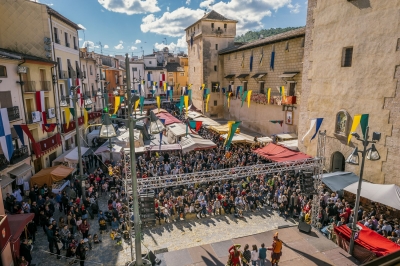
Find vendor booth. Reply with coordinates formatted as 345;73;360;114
187;111;204;120
87;129;99;147
220;133;255;144
112;129;144;148
209;124;240;134
322;172;359;192
9;213;34;260
276;133;297;141
155;112;181;126
257;136;273;144
253;143;312;162
52;147;90;167
151;108;168;114
181;134;217;153
132;143;182;154
277;139;299;151
166;123;188;144
94;142;123;162
30;165;74;190
334;223;400;263
192;116;220;127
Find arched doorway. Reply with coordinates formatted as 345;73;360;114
331;152;345;172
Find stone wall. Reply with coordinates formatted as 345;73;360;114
299;0;400;185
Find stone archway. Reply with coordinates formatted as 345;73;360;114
331;151;345;172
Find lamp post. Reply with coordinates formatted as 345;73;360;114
60;86;92;201
98;54;164;265
346;126;381;255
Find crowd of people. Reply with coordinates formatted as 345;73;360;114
5;105;400;266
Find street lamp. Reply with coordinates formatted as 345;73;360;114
346;126;381;255
60;86;92;201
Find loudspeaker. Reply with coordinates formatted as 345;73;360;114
298;221;312;234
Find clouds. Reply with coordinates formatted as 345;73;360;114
141;7;204;37
288;3;301;13
104;44;109;49
135;39;142;44
77;24;86;30
154;36;188;53
115;40;124;49
140;0;292;37
81;41;99;50
185;0;191;4
97;0;160;15
130;46;138;50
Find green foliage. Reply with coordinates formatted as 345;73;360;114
235;27;303;43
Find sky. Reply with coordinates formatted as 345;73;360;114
33;0;307;57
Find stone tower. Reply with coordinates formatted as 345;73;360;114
185;10;237;116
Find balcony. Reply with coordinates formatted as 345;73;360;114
0;145;29;171
22;81;36;93
61;116;84;134
39;81;51;91
7;106;20;121
39;133;61;155
60;70;76;79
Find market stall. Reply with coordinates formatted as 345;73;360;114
9;213;34;260
192;116;220;127
181;134;217;153
257;136;273;144
94;142;123;162
87;129;99;147
220;133;255;144
155;112;181;126
51;180;70;194
30;165;74;188
253;143;312;162
277;139;299;151
187;111;204;120
52;147;90;167
322;172;359;192
131;143;182;154
166;123;188;144
276;133;298;141
209;124;240;134
112;129;144;148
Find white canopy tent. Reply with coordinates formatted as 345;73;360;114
276;133;297;141
111;130;144;148
193;116;220;127
187;111;204;120
180;134;216;153
52;147;90;167
277;139;299;151
94;143;123;162
220;133;255;144
166;123;188;144
344;182;400;210
87;129;99;147
257;136;273;144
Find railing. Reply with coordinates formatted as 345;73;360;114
0;145;29;171
39;81;51;91
22;81;36;92
61;70;76;79
39;133;61;154
7;106;20;121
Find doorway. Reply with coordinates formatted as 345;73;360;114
331;151;345;172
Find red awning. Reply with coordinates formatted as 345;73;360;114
334;223;400;257
253;143;312;162
156;113;181;126
8;214;34;243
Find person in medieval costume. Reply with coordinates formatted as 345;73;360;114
226;244;245;266
267;232;283;266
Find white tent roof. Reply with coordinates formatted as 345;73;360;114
344;182;400;210
276;133;297;141
277;139;299;151
257;136;273;144
187;111;204;120
64;147;89;164
221;133;255;144
180;134;216;153
87;129;99;146
94;143;123;154
193;117;221;127
167;123;187;137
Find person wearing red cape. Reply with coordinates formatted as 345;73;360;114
267;232;283;266
226;244;246;266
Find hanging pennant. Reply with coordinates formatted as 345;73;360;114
163;82;167;92
302;118;324;142
113;96;120;114
267;88;271;104
179;96;184;114
225;121;241;149
169;89;173;101
201;84;205;90
247;90;252;108
270;120;283;127
65;107;71;129
0;108;14;161
84;108;89;126
281;86;286;101
134;98;140;110
156;96;161;112
348;114;369;143
188;89;192;102
205;94;210;112
184;95;189;114
241;91;248;107
12;125;25;145
227;92;232;108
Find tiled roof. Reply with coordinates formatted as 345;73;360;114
145;66;165;71
219;27;305;55
203;10;231;21
165;63;184;72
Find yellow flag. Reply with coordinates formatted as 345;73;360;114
153;81;157;86
65;107;71;129
348;114;362;143
205;94;210;112
113;96;120;114
224;121;234;146
267;88;271;104
184;95;189;113
156;96;160;111
163;83;167;92
188;84;192;89
201;84;205;90
247;90;252;108
134;98;140;110
83;109;88;127
282;86;286;101
227;93;231;108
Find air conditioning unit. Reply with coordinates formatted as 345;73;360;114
44;45;52;51
43;37;51;44
48;108;55;118
31;111;41;123
45;52;52;58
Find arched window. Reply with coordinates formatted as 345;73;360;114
0;65;7;77
335;110;350;136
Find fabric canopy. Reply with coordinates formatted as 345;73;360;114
253;143;312;162
52;148;74;165
151;108;168;114
344;182;400;210
209;124;240;134
156;112;181;125
87;129;99;146
30;165;74;187
187;111;204;120
8;213;34;243
64;147;90;164
94;143;123;154
133;144;182;153
276;133;297;141
221;133;255;144
167;123;188;137
277;139;299;151
257;136;273;144
193;116;221;127
334;223;400;257
322;172;359;192
181;134;216;153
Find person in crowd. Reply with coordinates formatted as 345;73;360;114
267;232;282;266
227;244;243;266
19;239;32;266
258;243;267;266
